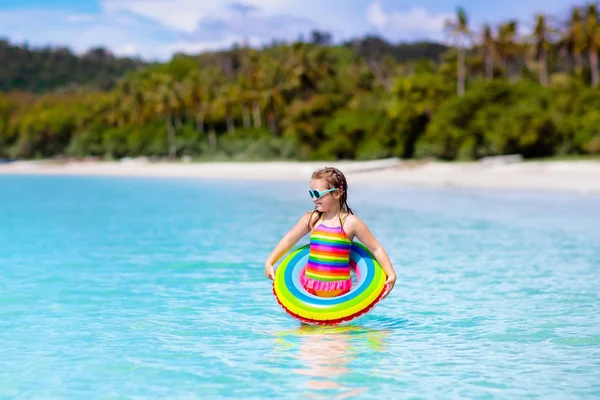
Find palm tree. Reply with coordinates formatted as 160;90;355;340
236;77;253;129
239;50;263;128
258;56;287;135
181;71;205;134
106;93;125;128
284;42;321;100
261;83;287;135
585;4;600;87
532;14;552;86
562;7;586;76
144;73;182;159
114;78;146;126
445;7;471;95
497;20;519;81
216;84;239;135
203;80;220;149
482;24;498;80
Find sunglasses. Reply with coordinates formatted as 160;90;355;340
308;188;338;199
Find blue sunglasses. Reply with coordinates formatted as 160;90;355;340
308;188;338;199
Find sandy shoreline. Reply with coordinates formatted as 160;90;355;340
1;158;599;194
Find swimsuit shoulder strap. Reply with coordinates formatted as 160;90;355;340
310;212;324;234
339;211;348;228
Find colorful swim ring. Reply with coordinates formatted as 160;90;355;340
273;242;387;325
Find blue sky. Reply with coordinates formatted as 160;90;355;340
0;0;582;61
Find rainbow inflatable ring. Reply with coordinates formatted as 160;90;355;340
273;242;386;325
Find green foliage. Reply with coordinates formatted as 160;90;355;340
320;110;376;159
549;81;600;154
418;79;600;160
208;128;300;161
66;126;105;158
1;3;600;162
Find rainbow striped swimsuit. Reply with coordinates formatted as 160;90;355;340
303;215;352;293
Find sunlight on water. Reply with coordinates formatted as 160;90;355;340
0;175;599;399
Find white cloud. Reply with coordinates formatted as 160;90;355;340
2;0;457;60
0;9;172;59
109;36;266;60
366;1;452;35
0;3;317;61
100;0;306;33
64;14;96;23
101;0;213;33
167;35;263;56
89;0;320;59
366;1;387;29
114;44;139;57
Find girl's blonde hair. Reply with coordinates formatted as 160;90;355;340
308;167;354;230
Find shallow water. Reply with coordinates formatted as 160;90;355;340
1;175;599;399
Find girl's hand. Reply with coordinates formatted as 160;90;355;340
382;274;396;299
265;264;275;280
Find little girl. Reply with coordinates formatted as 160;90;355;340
265;167;397;299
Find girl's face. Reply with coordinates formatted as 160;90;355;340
310;179;340;213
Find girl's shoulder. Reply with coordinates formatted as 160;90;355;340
302;210;322;225
342;213;364;231
343;213;359;223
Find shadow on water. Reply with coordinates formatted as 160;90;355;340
274;318;410;399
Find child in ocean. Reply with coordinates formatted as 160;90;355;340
265;167;396;299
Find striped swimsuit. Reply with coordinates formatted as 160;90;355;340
301;214;353;297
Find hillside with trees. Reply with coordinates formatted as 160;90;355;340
0;40;145;93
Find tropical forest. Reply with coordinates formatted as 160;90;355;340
0;4;599;162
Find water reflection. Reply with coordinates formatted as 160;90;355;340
275;324;390;398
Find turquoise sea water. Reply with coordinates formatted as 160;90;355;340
1;175;599;399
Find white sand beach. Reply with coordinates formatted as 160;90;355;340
1;158;599;194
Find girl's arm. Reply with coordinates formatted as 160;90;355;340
347;216;397;298
265;212;313;280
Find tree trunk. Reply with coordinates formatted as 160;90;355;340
499;57;508;78
457;44;465;96
485;53;494;80
267;114;277;135
226;114;235;135
196;113;204;134
539;49;548;87
242;106;251;128
590;49;599;87
252;101;262;128
557;48;570;73
166;114;176;159
508;58;517;83
174;115;182;128
208;127;217;149
574;53;583;75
